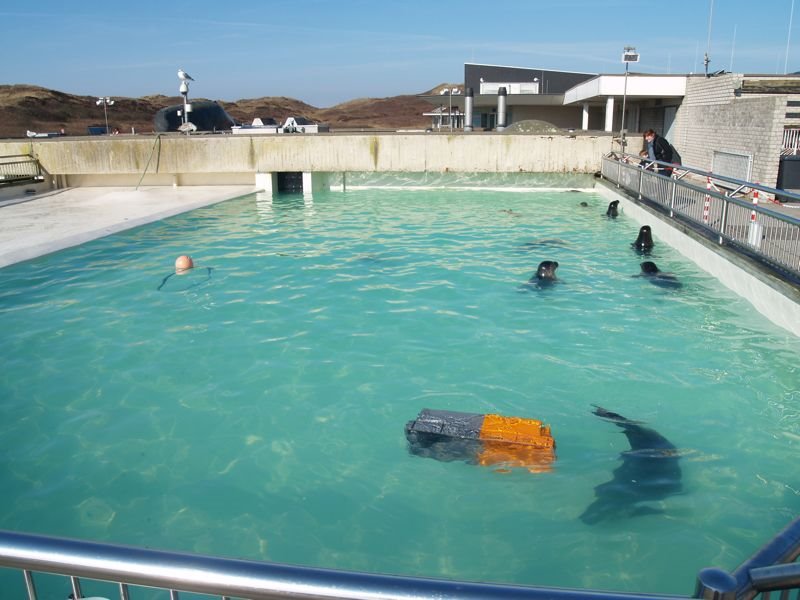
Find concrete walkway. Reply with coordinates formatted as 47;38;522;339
0;185;256;268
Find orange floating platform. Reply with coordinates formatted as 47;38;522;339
405;409;555;473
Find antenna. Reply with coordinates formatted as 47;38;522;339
730;24;737;72
705;0;714;76
786;0;796;73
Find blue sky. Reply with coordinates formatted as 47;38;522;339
2;0;798;106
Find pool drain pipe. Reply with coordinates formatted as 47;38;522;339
464;87;474;132
496;87;507;131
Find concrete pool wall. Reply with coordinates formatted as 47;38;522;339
596;182;800;337
0;132;610;189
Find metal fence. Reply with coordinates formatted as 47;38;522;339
783;128;800;154
2;516;800;600
0;154;43;185
601;153;800;283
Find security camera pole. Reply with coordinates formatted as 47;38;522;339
177;69;194;132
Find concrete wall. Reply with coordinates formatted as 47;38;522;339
0;132;610;187
671;74;784;186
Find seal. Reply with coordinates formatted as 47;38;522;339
637;261;682;288
529;260;558;286
520;239;570;251
580;406;682;525
606;200;619;218
632;225;654;253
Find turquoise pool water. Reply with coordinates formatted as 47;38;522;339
1;188;799;598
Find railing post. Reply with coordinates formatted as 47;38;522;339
70;575;83;600
669;177;677;217
23;569;37;600
694;567;738;600
718;197;730;245
637;166;644;199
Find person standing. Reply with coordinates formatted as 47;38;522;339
643;129;674;176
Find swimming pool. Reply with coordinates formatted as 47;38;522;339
1;187;798;598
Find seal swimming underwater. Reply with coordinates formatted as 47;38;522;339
580;406;682;525
520;239;570;251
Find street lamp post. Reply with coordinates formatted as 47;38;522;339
96;97;114;135
620;47;639;154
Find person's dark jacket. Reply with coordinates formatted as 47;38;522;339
652;134;674;164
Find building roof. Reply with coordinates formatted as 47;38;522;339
420;65;800;119
740;76;800;94
563;74;688;105
465;63;596;96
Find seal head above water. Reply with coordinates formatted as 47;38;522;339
532;260;559;282
632;225;654;253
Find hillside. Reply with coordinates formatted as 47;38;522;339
0;84;449;138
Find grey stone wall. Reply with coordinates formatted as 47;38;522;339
672;74;784;186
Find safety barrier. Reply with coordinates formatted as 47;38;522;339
0;529;684;600
2;516;800;600
0;154;43;186
600;153;800;283
782;128;800;155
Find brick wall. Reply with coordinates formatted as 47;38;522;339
671;74;784;186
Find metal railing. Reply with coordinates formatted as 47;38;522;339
600;153;800;283
782;128;800;155
0;154;43;185
0;529;684;600
710;515;800;600
2;516;800;600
